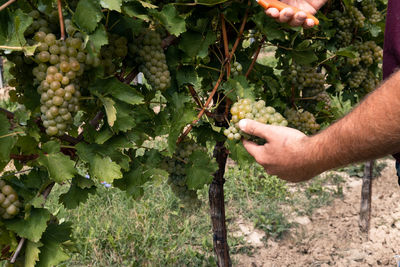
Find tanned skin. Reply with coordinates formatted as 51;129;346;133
264;0;327;27
239;71;400;182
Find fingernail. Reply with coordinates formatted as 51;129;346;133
239;119;248;130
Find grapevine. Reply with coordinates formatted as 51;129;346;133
0;0;386;265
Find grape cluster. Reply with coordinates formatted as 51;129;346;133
224;98;287;141
361;0;382;24
364;70;380;92
134;30;171;91
19;15;103;136
288;64;325;95
285;108;320;134
100;34;128;76
332;10;353;46
24;10;55;36
0;181;21;220
31;31;93;136
315;91;331;111
162;142;205;206
348;6;366;28
231;61;243;76
348;67;367;88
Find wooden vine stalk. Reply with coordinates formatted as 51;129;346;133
210;141;230;266
359;160;374;234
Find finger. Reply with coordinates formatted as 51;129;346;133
303;18;315;29
242;139;266;163
265;7;280;18
289;11;307;27
239;119;271;140
278;7;294;23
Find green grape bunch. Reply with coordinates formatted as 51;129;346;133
315;91;332;111
14;16;102;137
224;98;288;141
100;33;129;76
133;29;171;91
288;64;325;95
0;180;21;220
161;142;205;205
285;108;320;134
231;61;243;76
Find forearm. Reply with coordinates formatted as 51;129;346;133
305;70;400;173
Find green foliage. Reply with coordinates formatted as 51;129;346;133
0;0;386;264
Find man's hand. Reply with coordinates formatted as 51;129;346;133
265;0;327;28
239;119;320;182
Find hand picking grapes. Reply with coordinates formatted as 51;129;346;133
239;0;400;183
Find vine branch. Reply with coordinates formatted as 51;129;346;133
229;0;250;60
177;70;225;144
245;36;266;78
220;14;231;78
57;0;65;40
0;0;16;12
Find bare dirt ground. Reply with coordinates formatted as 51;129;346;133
234;159;400;266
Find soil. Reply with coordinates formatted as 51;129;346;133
234;159;400;266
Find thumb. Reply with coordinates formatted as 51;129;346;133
239;119;281;141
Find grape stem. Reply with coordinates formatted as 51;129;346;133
245;36;266;78
0;0;16;12
0;131;24;139
57;0;65;40
0;168;34;180
10;238;25;263
188;84;203;109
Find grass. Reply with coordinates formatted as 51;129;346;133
39;161;348;266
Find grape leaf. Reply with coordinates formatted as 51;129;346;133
37;222;72;267
90;78;144;105
227;141;255;165
87;24;109;53
178;31;216;58
252;12;285;41
5;208;50;242
113;101;137;132
59;182;96;209
42;141;60;154
0;113;16;162
185;150;218;190
100;96;117;127
25;240;43;267
138;0;158;9
149;4;186;36
0;9;32;47
90;155;123;183
176;66;203;88
38;152;77;183
289;50;318;65
122;2;151;21
100;0;122;12
73;0;103;33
